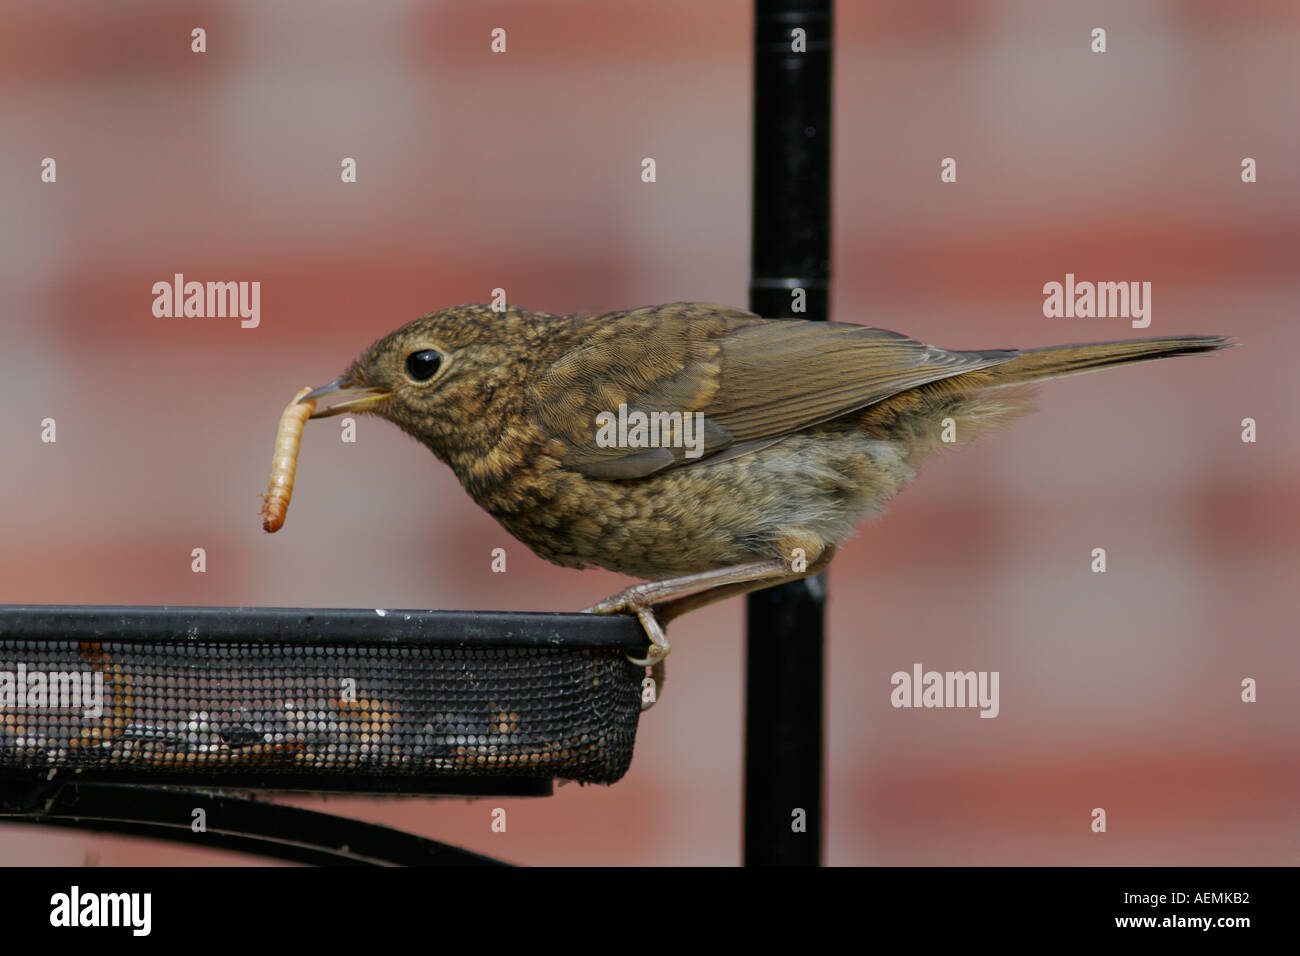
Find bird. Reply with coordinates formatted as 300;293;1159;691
301;302;1230;690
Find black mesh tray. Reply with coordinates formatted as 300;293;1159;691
0;606;646;794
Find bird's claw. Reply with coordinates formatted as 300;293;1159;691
626;633;669;667
583;593;671;687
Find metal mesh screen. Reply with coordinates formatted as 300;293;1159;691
0;607;646;788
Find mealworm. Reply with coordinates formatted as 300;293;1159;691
261;386;315;532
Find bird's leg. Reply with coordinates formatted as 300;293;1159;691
641;547;836;709
585;557;791;666
585;533;835;709
585;558;792;711
654;543;836;624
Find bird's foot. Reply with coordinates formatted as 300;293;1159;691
583;588;671;667
583;589;671;710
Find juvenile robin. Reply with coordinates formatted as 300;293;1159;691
299;302;1229;682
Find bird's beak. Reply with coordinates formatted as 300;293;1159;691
303;378;391;419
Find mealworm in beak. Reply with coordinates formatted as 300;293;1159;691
261;387;315;532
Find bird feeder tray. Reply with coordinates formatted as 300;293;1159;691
0;605;646;799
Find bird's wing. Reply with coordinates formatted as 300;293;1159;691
528;303;1017;479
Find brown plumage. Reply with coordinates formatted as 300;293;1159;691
299;302;1230;674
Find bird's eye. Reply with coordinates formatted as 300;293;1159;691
405;349;443;382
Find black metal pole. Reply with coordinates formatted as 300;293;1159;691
744;0;831;866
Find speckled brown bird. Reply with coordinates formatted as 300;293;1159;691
302;302;1229;675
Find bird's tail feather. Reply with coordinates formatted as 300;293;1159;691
978;335;1233;387
863;334;1232;458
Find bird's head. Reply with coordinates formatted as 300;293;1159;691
304;304;558;462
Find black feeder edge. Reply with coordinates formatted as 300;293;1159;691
0;606;646;866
